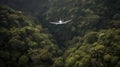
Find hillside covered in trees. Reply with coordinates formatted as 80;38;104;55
0;0;120;67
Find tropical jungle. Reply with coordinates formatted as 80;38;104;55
0;0;120;67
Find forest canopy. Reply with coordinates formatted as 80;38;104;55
0;0;120;67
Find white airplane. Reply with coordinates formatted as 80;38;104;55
50;20;71;25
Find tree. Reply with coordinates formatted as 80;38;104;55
84;31;98;44
18;55;29;65
28;40;38;48
53;57;64;67
104;54;112;61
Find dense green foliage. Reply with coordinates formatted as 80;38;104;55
0;0;120;67
0;6;60;67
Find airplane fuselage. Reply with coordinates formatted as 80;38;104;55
59;20;62;23
50;19;71;25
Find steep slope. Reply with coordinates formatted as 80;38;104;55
40;0;120;47
0;0;120;67
42;0;120;67
63;29;120;67
0;6;61;67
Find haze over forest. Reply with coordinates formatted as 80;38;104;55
0;0;120;67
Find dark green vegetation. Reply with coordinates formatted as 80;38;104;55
0;0;120;67
0;6;60;67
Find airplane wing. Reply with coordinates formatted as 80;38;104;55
50;20;71;25
63;20;71;24
50;22;59;25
